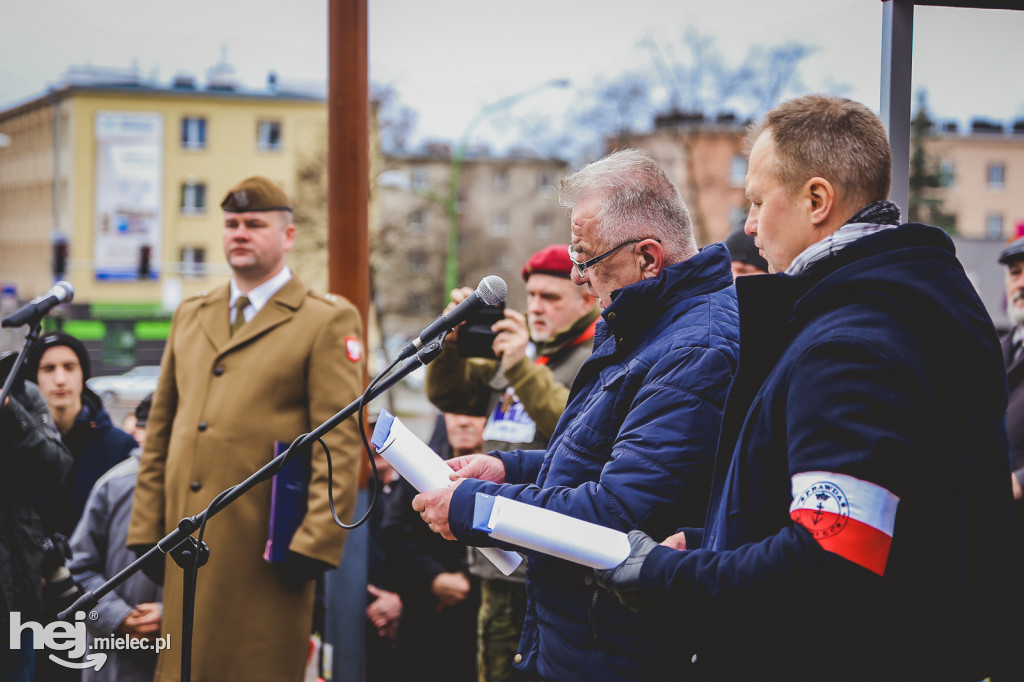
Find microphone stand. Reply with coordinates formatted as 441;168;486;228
59;334;448;682
0;320;43;409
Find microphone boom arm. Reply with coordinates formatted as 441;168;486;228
58;335;447;622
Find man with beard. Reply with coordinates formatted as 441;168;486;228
999;238;1024;569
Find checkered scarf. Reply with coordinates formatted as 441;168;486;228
786;201;902;276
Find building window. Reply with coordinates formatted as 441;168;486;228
535;214;551;238
406;292;430;312
538;172;554;191
492;210;510;237
408;249;428;274
730;155;747;186
409;209;426;234
257;120;282;151
987;213;1004;239
987;163;1005;190
412;167;428;190
939;160;955;188
181;117;207;149
494;168;509;191
181;246;206;277
180;182;206;214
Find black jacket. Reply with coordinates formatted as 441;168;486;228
0;382;72;630
641;224;1014;681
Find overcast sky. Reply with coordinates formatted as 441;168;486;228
1;1;1021;151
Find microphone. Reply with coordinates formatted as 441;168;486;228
2;282;75;328
396;276;507;361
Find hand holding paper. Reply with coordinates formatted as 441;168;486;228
449;454;506;483
370;410;522;576
412;482;461;540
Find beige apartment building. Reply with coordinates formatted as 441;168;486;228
0;65;326;366
926;120;1024;240
611;112;751;247
615;112;1024;249
375;147;569;340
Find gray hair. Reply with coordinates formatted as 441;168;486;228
558;149;697;264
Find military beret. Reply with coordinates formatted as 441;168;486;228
522;244;573;282
999;236;1024;265
724;223;768;272
220;176;292;213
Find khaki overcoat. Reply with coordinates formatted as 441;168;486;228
127;277;365;682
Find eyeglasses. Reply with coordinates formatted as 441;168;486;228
567;238;660;277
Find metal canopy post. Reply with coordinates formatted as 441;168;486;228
880;0;915;217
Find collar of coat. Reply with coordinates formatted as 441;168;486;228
730;222;1005;416
198;276;308;354
534;306;601;358
596;241;734;349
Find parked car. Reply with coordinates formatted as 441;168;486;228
87;365;161;405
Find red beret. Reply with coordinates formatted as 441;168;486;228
522;244;573;282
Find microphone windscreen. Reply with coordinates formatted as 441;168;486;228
55;281;75;304
476;276;507;306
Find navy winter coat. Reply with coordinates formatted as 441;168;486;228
449;243;740;680
51;388;136;536
640;224;1014;681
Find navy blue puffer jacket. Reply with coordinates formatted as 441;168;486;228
449;243;740;680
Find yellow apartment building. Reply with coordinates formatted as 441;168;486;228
0;67;327;367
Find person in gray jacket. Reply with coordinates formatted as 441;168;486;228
69;394;162;682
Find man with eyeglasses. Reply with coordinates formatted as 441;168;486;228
413;148;739;680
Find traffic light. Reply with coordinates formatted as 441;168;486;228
52;240;68;279
138;245;152;279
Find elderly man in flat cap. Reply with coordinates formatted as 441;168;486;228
128;176;365;682
1000;237;1024;517
423;243;599;682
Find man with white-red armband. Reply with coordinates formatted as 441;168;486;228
595;95;1014;682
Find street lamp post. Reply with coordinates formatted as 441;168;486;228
442;78;570;294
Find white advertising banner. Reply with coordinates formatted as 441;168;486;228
94;111;163;280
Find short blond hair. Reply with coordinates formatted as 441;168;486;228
746;95;892;209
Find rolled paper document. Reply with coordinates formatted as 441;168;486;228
370;410;523;576
472;493;631;570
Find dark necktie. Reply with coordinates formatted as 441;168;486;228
230;296;250;336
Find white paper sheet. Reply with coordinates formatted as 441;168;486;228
370;410;523;576
473;493;630;570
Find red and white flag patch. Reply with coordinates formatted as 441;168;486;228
790;471;900;576
345;336;363;362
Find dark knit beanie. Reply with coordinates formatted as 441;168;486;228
135;392;154;427
724;223;768;273
28;332;92;382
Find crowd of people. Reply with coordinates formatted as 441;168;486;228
1;93;1019;682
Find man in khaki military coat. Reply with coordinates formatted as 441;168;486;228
127;176;365;682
